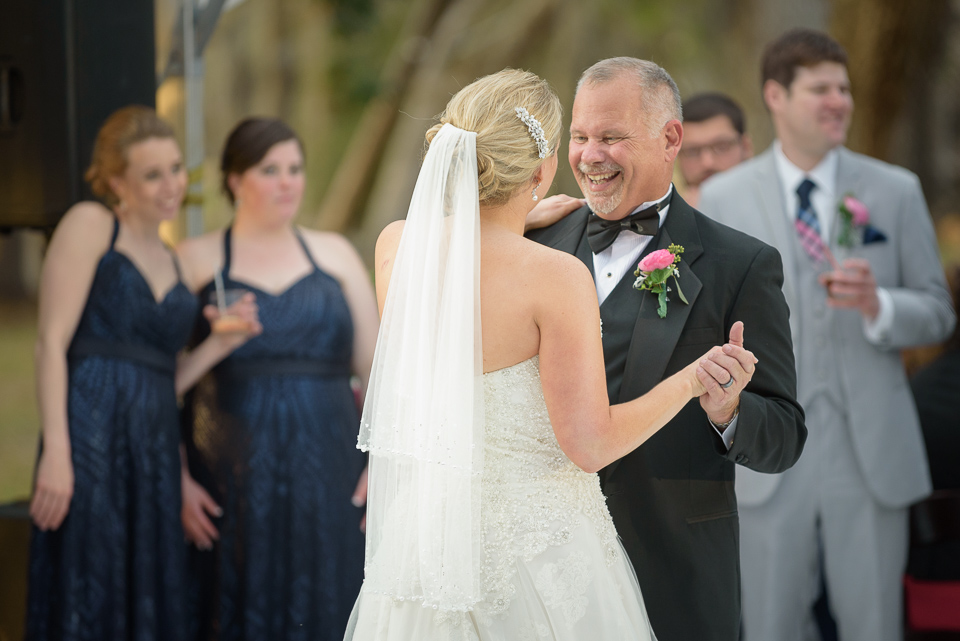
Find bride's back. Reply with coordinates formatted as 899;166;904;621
479;228;579;373
375;69;574;374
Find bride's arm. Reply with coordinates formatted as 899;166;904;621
534;252;750;473
374;221;405;315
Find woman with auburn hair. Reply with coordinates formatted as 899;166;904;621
344;68;756;640
26;106;259;640
177;117;379;640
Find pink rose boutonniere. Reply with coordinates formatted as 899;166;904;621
633;244;688;318
837;195;887;247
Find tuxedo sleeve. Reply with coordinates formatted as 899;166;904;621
719;244;807;473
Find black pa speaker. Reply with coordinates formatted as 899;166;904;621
0;0;156;232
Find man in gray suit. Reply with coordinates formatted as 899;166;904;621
699;29;956;641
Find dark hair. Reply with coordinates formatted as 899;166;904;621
85;105;177;207
220;117;303;205
761;28;848;91
682;93;746;135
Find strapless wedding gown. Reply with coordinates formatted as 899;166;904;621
344;356;656;640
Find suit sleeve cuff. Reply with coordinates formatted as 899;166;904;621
863;287;894;345
709;415;739;451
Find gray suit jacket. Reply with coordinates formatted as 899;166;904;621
700;147;955;509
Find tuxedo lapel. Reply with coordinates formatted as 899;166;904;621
619;199;703;402
573;219;595;278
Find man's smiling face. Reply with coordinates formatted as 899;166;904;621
769;61;853;160
569;75;672;221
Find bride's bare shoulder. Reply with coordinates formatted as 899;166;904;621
516;237;595;299
375;220;404;265
522;237;590;277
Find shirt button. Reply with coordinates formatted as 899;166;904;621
607;273;613;278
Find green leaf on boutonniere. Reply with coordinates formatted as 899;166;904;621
635;244;687;318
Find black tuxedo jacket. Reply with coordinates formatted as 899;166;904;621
527;193;806;641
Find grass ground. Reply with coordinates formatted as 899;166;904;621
0;301;39;504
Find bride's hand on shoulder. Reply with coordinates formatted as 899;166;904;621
524;195;586;233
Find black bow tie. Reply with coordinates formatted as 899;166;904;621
587;202;663;254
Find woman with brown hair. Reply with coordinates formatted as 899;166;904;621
26;106;258;641
177;117;379;640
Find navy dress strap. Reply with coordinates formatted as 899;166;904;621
109;216;121;249
169;249;185;282
293;228;321;272
222;226;233;279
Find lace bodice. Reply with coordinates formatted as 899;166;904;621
475;356;621;622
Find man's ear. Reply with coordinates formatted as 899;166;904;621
663;119;683;161
763;79;786;113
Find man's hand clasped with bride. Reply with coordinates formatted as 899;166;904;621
694;320;755;426
526;198;757;430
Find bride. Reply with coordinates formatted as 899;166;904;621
344;69;756;640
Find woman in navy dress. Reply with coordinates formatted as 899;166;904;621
26;106;260;641
177;118;379;640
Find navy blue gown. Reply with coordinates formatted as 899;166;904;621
27;218;197;641
183;228;366;641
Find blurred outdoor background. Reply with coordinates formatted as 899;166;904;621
2;0;960;504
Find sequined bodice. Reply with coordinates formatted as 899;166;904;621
483;356;591;489
476;356;621;620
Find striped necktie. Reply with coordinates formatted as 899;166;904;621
794;178;823;262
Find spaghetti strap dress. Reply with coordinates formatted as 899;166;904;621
183;227;366;641
26;217;197;641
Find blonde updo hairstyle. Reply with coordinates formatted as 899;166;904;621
84;105;177;208
425;69;562;207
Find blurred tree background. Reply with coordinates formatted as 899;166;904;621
153;0;960;262
2;0;960;502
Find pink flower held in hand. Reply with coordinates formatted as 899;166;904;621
638;249;675;272
843;196;870;226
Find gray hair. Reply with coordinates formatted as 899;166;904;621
577;57;683;135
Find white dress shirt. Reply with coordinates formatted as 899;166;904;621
772;142;894;343
592;186;673;306
589;185;738;449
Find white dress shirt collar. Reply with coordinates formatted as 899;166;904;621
591;185;673;305
773;141;840;239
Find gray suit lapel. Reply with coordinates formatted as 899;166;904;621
753;151;799;311
835;147;864;247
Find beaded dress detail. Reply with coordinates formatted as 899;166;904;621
345;356;657;640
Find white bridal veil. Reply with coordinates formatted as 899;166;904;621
357;123;484;613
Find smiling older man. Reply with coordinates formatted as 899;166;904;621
527;57;806;641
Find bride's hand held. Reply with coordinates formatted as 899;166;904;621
697;321;758;424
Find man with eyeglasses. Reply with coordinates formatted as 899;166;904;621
677;93;753;207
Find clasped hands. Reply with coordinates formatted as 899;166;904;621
692;321;757;426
